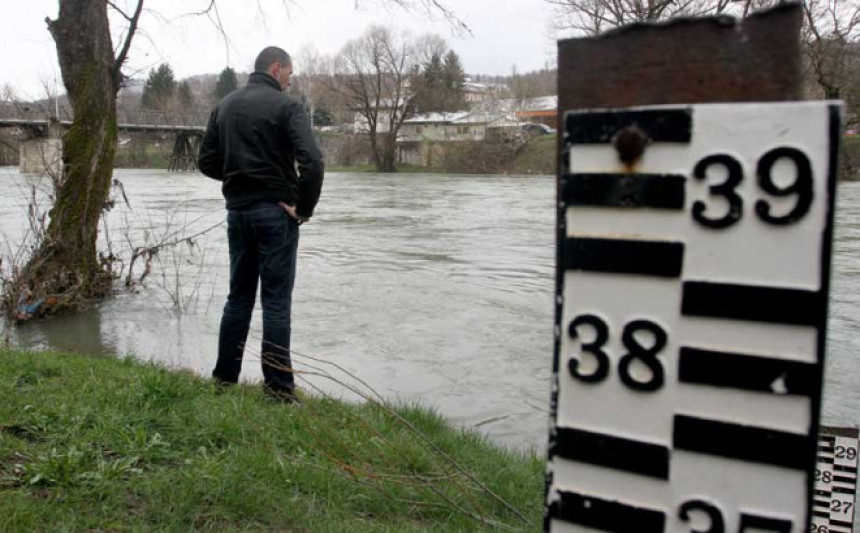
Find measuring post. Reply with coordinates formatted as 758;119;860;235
813;426;859;532
547;5;843;533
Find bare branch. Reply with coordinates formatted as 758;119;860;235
113;0;145;89
547;0;743;36
361;0;470;35
175;0;234;66
106;0;133;22
181;0;216;17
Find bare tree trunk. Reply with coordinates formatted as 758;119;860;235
374;129;398;173
12;0;119;319
382;132;398;172
368;127;384;171
369;132;397;172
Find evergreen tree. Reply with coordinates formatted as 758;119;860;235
418;53;445;112
213;67;238;101
442;50;466;111
177;81;194;109
423;53;444;89
313;106;334;127
413;49;467;114
140;63;176;111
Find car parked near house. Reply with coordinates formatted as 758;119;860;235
522;123;557;136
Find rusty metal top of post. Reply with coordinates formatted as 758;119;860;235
557;3;803;111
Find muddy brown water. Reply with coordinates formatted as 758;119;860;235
1;167;858;454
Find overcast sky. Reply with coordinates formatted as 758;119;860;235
2;0;560;99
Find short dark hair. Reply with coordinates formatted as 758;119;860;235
254;46;291;73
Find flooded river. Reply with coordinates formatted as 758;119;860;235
0;167;858;452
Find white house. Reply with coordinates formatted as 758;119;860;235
514;95;558;127
396;110;513;166
352;98;408;134
463;79;508;104
398;110;505;143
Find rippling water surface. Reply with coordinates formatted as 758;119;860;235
0;167;858;452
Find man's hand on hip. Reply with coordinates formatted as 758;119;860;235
278;202;310;224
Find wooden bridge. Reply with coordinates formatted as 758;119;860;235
0;103;207;172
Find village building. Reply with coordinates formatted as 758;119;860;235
397;111;491;165
463;80;508;104
348;91;558;167
514;95;557;128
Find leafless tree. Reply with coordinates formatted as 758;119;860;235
0;87;22;166
801;0;860;106
292;44;329;128
331;25;418;172
1;84;17;104
510;65;542;111
7;0;147;322
412;33;448;67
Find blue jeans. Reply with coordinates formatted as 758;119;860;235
213;203;299;393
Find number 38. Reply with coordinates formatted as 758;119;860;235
693;147;814;229
567;315;667;392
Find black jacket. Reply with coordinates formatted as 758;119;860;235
199;72;324;217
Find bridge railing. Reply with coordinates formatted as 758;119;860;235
115;107;209;128
0;102;66;122
0;103;208;128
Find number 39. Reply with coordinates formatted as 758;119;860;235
693;147;814;229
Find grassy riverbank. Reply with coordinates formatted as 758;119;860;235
0;349;544;532
327;136;556;176
111;135;555;175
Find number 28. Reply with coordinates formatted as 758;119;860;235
693;147;814;228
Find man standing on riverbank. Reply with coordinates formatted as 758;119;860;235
199;46;324;402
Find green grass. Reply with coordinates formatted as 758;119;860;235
328;140;557;176
0;349;544;532
510;136;556;175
